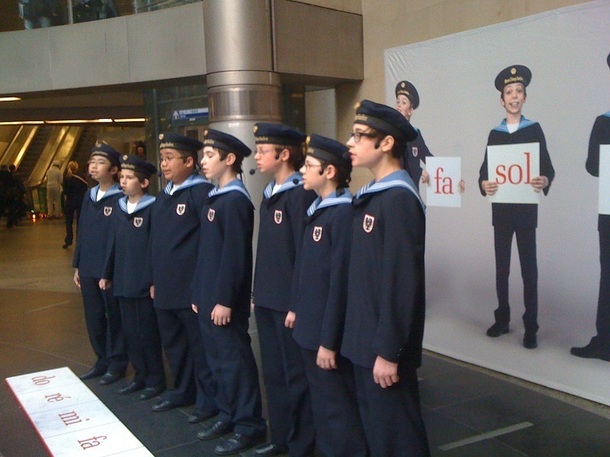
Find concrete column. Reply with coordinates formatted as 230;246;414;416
203;0;284;251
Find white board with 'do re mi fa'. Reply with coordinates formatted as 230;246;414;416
5;367;153;457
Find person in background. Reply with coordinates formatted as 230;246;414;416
46;160;62;219
0;165;11;223
5;164;26;228
62;160;89;248
135;141;147;159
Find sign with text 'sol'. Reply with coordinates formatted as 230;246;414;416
487;142;540;204
599;145;610;215
425;157;461;207
5;367;153;457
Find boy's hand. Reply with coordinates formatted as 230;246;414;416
373;355;399;388
316;346;337;370
149;285;154;299
73;269;80;288
531;175;549;192
482;180;498;196
211;304;231;326
98;279;111;290
421;170;430;184
192;304;198;314
284;311;296;329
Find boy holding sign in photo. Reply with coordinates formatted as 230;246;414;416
478;65;555;349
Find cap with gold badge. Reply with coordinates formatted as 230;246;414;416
494;65;532;92
394;80;420;110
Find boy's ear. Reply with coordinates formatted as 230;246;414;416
325;164;337;180
225;152;237;166
185;155;195;168
279;147;291;162
141;178;150;189
380;134;394;152
110;165;119;175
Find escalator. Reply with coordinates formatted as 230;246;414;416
18;126;53;182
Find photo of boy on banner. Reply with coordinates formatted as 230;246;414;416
395;81;433;188
570;52;610;363
478;64;555;350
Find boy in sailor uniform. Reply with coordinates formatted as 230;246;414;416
191;129;266;455
571;52;610;362
342;99;430;457
395;80;433;188
99;155;165;399
251;123;316;457
73;143;128;385
478;65;555;349
148;133;218;423
291;134;368;457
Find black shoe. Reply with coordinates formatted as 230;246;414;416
99;371;125;385
197;420;232;441
138;384;165;401
254;443;288;456
570;344;610;361
486;322;509;337
152;399;180;412
62;242;72;249
214;433;262;456
118;381;144;395
79;367;106;380
523;332;538;349
188;408;218;424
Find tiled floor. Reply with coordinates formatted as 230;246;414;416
1;218;609;456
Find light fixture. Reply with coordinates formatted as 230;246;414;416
0;118;146;125
0;97;22;102
0;120;44;125
114;118;146;123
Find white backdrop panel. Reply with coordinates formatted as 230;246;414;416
385;0;610;405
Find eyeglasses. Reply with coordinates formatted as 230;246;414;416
349;132;378;143
303;162;323;171
158;155;184;165
255;147;276;155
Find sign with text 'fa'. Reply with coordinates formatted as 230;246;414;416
487;142;540;204
599;145;610;215
5;367;153;457
425;157;461;207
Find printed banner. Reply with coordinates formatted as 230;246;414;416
425;157;461;207
600;145;610;215
487;142;540;204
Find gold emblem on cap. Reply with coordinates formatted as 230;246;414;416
253;125;258;134
401;82;406;89
510;67;517;75
95;141;102;147
122;155;129;160
204;129;208;136
306;135;311;145
354;102;361;110
158;133;164;140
